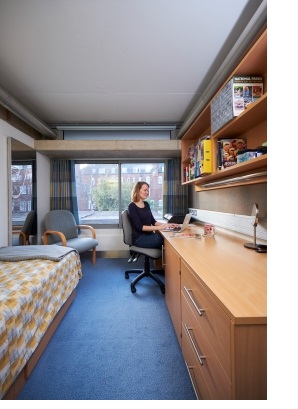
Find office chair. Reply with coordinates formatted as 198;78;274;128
121;210;165;294
43;209;98;265
12;210;36;245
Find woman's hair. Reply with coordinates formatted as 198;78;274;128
131;181;149;202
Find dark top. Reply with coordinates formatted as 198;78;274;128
127;201;157;243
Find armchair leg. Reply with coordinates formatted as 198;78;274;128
92;248;96;265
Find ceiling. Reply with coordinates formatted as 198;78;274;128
0;0;266;140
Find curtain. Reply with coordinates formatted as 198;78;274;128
50;159;80;225
163;158;188;215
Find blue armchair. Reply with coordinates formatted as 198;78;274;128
43;210;98;265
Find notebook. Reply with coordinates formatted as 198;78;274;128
162;213;192;233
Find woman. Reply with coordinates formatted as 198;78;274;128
127;181;179;249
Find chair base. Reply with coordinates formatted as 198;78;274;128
125;256;165;294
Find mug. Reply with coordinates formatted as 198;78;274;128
203;224;215;236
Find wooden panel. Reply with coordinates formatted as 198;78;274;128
231;322;267;399
164;241;181;344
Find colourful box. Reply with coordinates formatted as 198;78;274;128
211;76;263;134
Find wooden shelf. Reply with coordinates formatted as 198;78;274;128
181;104;211;141
183;155;267;188
181;28;267;190
212;93;267;139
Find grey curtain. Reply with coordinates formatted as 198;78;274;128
163;158;188;215
50;159;80;225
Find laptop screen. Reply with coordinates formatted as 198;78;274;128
163;213;192;232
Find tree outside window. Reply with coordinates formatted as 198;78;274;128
75;162;164;225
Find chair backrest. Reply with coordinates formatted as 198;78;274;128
18;210;36;245
121;210;133;246
44;210;78;244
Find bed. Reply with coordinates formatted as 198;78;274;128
0;245;82;400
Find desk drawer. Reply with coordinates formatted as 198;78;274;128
182;326;211;400
181;260;231;379
182;293;232;400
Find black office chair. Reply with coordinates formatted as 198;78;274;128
121;210;165;294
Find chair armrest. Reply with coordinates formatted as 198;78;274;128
12;229;22;235
77;224;96;239
12;230;27;245
43;230;67;246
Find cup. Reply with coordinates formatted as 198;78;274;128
203;224;215;236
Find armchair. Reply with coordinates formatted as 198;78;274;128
43;210;98;265
12;210;36;246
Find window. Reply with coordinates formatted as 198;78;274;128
11;162;33;226
75;162;165;225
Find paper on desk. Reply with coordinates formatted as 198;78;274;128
170;233;201;239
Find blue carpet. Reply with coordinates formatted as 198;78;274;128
17;258;197;400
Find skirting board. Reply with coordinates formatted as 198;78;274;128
189;208;267;242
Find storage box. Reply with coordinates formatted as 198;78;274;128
211;76;263;134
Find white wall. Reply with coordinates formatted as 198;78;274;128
0;119;35;247
0;131;8;247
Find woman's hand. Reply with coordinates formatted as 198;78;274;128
155;223;179;231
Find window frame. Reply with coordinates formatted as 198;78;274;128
75;160;165;228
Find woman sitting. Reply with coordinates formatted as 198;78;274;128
128;181;178;249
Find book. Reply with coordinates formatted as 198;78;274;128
218;138;247;169
232;76;263;116
196;136;212;175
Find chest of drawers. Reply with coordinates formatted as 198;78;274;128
162;228;267;399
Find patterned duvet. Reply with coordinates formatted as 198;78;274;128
0;249;82;399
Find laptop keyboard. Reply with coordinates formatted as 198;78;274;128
163;226;181;232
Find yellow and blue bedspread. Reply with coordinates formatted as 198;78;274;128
0;247;82;399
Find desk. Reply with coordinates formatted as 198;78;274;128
161;226;267;400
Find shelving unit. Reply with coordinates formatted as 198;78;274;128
181;28;267;191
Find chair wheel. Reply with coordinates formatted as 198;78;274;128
125;272;129;279
161;286;165;294
131;286;136;293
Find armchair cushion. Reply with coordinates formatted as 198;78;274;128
52;237;98;253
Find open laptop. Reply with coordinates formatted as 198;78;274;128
162;213;192;233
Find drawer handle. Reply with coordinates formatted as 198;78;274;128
185;362;199;399
184;323;206;365
184;286;205;316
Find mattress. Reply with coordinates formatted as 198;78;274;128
0;249;82;399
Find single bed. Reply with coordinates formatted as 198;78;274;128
0;245;82;400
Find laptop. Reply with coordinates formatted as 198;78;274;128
162;213;192;233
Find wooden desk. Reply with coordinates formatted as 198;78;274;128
161;226;267;400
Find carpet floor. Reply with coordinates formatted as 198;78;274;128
17;257;197;400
